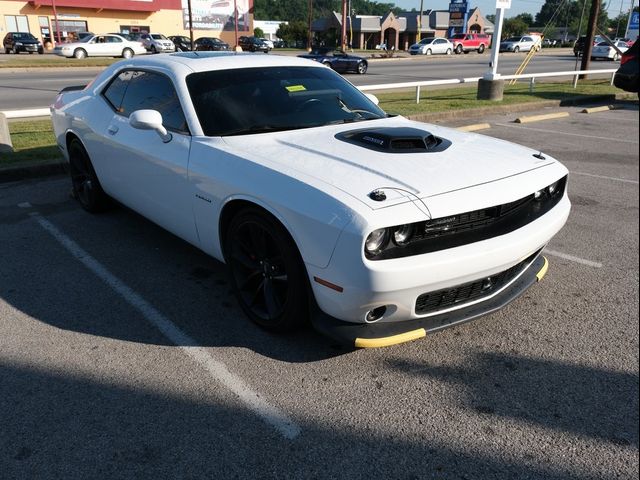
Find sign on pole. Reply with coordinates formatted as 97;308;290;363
496;0;512;8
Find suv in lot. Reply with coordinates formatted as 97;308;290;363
238;36;270;53
3;32;43;54
449;33;489;54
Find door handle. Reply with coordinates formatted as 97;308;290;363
107;125;119;135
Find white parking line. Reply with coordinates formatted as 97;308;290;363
570;171;639;185
544;248;603;268
32;213;301;440
494;122;639;144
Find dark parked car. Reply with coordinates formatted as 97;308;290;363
298;48;368;74
238;36;270;53
3;32;43;54
613;40;639;94
169;35;192;51
194;37;229;51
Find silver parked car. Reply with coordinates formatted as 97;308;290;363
409;37;454;55
140;33;175;53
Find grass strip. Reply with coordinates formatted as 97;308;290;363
2;119;61;166
0;56;119;68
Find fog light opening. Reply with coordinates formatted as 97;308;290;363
365;306;387;323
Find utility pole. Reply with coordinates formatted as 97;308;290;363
580;0;601;77
52;0;61;45
308;0;313;51
341;0;347;52
187;0;194;50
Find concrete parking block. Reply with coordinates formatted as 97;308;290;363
0;113;13;153
514;112;570;123
456;123;491;132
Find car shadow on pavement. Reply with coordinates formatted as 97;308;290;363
1;361;628;480
0;195;350;363
387;352;639;448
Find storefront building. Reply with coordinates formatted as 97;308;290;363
1;0;254;48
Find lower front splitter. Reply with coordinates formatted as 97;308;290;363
311;255;548;348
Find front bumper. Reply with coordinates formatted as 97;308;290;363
312;254;548;347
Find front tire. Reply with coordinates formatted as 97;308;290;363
455;44;463;54
224;208;309;332
357;61;367;74
68;139;111;213
478;44;485;53
514;46;520;53
613;52;620;61
446;48;452;55
425;48;432;56
73;48;87;59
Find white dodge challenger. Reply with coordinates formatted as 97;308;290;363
51;52;570;348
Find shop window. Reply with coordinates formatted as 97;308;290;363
5;15;29;33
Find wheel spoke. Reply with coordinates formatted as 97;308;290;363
263;278;281;318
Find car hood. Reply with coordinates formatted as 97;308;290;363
221;116;556;210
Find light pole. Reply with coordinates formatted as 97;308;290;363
234;0;239;49
187;0;194;50
417;0;424;43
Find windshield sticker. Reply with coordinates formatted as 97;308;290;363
285;85;306;92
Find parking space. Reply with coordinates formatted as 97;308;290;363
0;105;638;479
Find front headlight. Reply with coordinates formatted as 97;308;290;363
393;224;414;245
15;42;23;46
365;228;389;255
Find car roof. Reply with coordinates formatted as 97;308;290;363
107;51;324;74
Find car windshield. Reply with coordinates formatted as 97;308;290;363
187;66;386;137
505;37;521;42
450;34;466;39
419;39;432;44
151;34;167;40
13;33;37;40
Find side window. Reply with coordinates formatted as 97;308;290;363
102;70;135;112
106;36;122;43
119;71;188;133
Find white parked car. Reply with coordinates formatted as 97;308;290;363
50;53;570;348
140;33;176;53
258;38;275;49
54;34;146;59
499;35;542;53
408;37;454;55
591;40;629;61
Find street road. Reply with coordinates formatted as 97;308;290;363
1;103;638;479
0;50;614;110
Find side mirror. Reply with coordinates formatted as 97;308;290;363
129;109;172;143
364;93;379;105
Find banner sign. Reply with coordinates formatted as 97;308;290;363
496;0;512;8
182;0;250;31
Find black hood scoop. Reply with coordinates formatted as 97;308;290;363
335;127;451;154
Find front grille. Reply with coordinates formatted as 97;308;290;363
368;175;567;260
415;249;540;315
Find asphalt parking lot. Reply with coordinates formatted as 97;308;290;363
0;103;638;479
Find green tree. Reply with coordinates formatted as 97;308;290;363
275;21;308;45
253;27;265;38
502;18;528;38
515;13;534;26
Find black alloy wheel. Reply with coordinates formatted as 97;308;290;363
357;61;367;74
68;139;111;213
225;209;309;332
455;44;463;54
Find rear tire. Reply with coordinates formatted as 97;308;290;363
224;208;309;332
68;139;111;213
455;44;463;54
122;48;133;59
357;61;367;74
478;44;485;54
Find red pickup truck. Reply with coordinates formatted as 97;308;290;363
449;33;490;54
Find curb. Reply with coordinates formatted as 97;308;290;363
0;160;67;183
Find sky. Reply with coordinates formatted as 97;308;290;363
391;0;636;19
